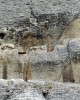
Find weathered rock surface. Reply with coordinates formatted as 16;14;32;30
1;79;80;100
1;44;15;50
0;38;80;83
0;0;80;49
0;0;80;84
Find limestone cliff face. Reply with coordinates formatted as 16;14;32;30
0;38;80;83
0;0;80;50
0;0;80;84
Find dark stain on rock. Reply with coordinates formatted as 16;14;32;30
3;60;7;79
63;61;75;82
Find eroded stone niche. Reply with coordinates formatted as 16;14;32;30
0;27;54;53
19;30;54;52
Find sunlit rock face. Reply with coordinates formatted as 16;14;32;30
60;18;80;39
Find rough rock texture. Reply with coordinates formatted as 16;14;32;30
1;79;80;100
0;0;80;29
1;38;80;83
20;38;80;83
0;0;80;49
1;0;80;83
1;0;80;99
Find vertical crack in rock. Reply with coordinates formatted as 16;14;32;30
42;92;48;100
3;60;7;79
23;63;27;81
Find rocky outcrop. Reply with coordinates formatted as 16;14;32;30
0;0;80;50
1;0;80;83
0;38;80;83
29;38;80;83
1;79;80;100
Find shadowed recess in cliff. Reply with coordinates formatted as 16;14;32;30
63;60;75;82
